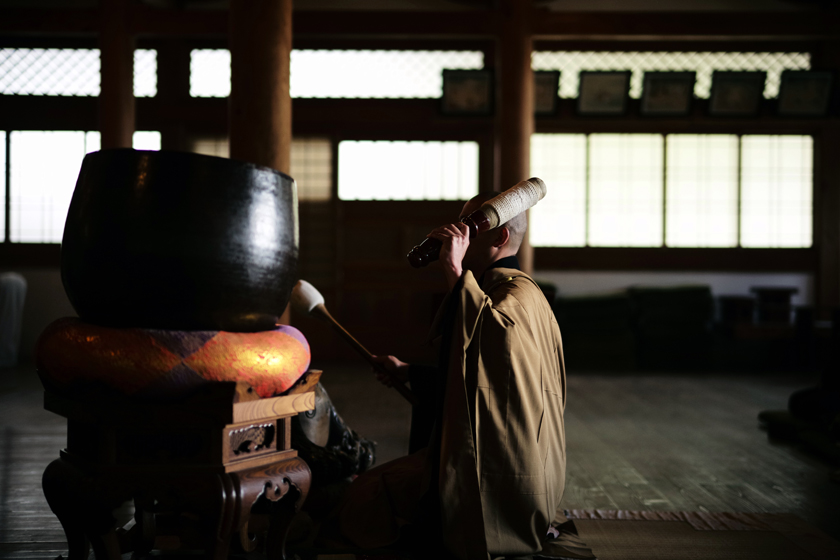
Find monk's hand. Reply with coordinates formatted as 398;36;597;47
370;355;409;388
427;222;469;290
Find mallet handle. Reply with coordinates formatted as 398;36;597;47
312;304;419;406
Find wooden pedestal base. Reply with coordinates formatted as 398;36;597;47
43;454;309;560
40;381;315;560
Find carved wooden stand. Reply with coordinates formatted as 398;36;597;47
41;381;315;560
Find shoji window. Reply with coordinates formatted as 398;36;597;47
530;134;812;249
337;141;479;201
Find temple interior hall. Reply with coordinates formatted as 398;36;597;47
1;0;839;559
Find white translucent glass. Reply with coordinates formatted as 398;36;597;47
0;133;5;241
188;135;333;201
190;49;231;97
291;138;332;201
133;131;161;151
588;134;663;247
0;48;100;96
291;50;483;98
190;136;230;158
741;135;812;248
134;49;157;97
190;49;482;98
9;131;96;243
338;141;479;201
666;135;739;247
532;51;809;99
529;134;587;247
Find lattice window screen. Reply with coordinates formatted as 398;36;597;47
189;49;483;98
0;48;157;96
531;51;810;99
134;49;157;97
190;49;231;97
292;50;483;98
0;49;100;96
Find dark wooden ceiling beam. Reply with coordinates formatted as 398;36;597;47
3;7;836;41
531;10;840;41
128;4;227;36
292;10;500;39
126;7;499;38
0;9;99;35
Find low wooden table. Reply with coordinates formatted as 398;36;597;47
41;380;315;560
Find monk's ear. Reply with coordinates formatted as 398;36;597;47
493;227;510;248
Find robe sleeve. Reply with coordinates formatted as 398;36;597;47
456;271;511;346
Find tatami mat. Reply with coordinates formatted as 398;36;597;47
566;510;840;560
309;510;840;560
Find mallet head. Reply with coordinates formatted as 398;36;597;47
291;280;325;316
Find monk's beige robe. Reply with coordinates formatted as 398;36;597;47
335;267;567;560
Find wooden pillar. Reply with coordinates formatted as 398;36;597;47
816;129;840;318
812;42;840;319
495;0;535;274
229;0;293;174
156;40;191;152
99;0;135;149
229;0;293;324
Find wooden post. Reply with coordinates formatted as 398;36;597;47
496;0;535;275
812;42;840;319
99;0;134;149
156;40;191;152
229;0;293;174
816;130;840;319
229;0;293;323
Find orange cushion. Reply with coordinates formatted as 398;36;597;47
36;317;310;399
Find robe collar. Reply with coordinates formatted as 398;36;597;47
477;255;520;286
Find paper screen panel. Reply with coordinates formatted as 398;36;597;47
740;135;812;248
530;134;587;247
666;135;739;248
588;134;664;247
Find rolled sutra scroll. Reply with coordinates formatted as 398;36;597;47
407;177;547;268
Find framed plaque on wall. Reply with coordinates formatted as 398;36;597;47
441;69;494;115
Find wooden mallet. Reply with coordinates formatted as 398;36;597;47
290;280;419;406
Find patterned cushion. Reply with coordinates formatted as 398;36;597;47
36;317;310;399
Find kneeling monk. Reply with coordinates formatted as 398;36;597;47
325;193;591;560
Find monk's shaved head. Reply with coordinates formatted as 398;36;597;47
461;192;527;254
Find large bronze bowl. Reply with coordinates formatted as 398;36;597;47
61;149;298;332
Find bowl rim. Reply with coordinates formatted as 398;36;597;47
87;147;296;185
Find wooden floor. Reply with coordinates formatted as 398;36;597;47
1;360;838;559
